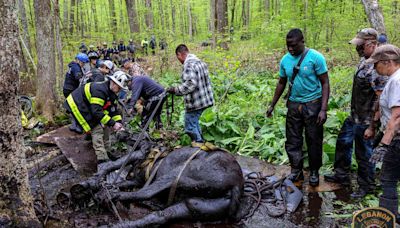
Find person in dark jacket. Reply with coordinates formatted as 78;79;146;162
63;53;89;98
126;76;165;129
63;53;89;134
101;42;113;60
118;39;127;58
150;35;156;55
88;51;100;69
127;39;136;60
79;42;88;54
64;71;130;162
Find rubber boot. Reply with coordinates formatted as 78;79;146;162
379;196;399;221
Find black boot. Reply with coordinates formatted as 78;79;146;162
379;196;399;219
324;173;351;186
288;170;304;182
309;170;319;187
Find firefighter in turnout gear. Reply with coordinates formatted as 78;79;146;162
64;71;130;162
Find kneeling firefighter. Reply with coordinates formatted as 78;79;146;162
64;71;130;162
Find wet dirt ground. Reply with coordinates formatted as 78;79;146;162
27;127;355;227
28;145;355;228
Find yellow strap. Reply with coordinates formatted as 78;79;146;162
168;148;203;205
100;115;111;125
112;115;122;122
84;83;91;102
67;96;91;132
91;97;105;106
103;110;109;115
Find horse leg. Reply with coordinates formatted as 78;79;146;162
111;202;191;228
118;177;173;201
111;197;232;228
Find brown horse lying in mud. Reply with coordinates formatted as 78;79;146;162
68;136;244;228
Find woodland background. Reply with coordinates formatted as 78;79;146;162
0;0;398;225
16;0;399;163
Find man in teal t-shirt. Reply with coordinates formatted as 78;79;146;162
266;28;330;187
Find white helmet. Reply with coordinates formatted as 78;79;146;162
109;71;130;90
103;60;114;70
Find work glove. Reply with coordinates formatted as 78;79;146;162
166;87;176;94
369;143;389;164
113;122;124;131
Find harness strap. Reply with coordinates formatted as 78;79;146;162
167;148;203;205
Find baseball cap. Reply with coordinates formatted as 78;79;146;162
103;60;114;70
366;44;400;64
349;28;378;45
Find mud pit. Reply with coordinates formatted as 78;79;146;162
28;127;354;227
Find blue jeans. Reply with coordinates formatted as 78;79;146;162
184;108;205;142
380;138;400;200
333;117;375;190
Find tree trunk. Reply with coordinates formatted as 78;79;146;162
63;0;68;32
69;0;76;35
158;0;165;34
216;0;228;49
265;0;270;19
210;0;216;48
241;0;249;27
17;0;31;53
170;0;175;33
54;0;64;92
91;0;99;32
303;0;308;41
79;0;85;37
145;0;154;29
126;0;140;33
34;0;57;122
0;0;40;226
109;0;117;40
361;0;386;34
188;0;193;41
230;0;236;27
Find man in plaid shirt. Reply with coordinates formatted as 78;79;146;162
167;44;214;143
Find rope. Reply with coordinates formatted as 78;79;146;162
167;147;203;205
241;172;287;220
102;183;123;222
166;94;174;127
100;92;167;222
111;92;167;185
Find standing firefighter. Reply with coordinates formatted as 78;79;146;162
63;53;89;98
64;71;129;162
167;44;214;144
324;28;386;199
63;53;89;133
266;28;330;187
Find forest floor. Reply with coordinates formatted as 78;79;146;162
25;125;356;228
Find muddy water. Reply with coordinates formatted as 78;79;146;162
29;147;352;228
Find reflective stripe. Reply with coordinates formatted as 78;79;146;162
85;83;106;106
66;96;91;132
112;115;122;121
84;83;91;102
91;97;105;106
103;110;109;115
100;115;111;125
